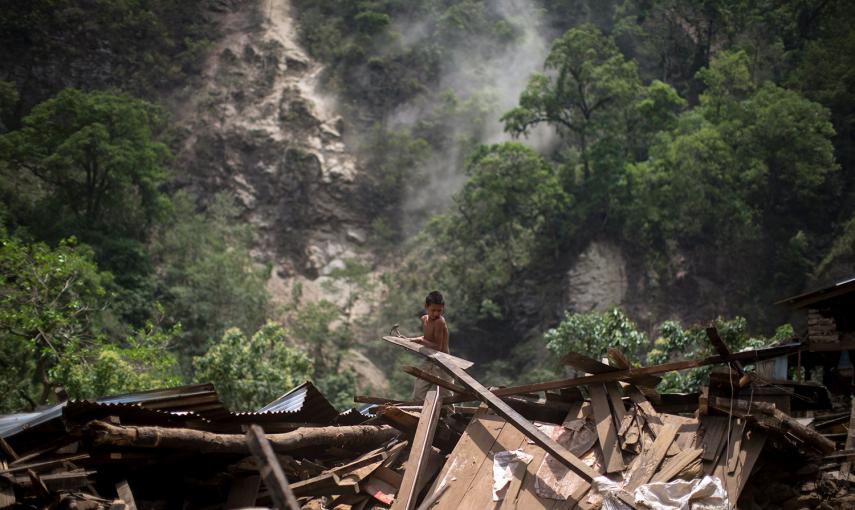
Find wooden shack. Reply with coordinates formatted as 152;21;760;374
777;276;855;351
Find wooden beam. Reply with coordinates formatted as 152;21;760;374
563;351;661;387
479;343;802;398
245;425;300;510
391;389;443;510
430;356;640;509
383;336;474;370
403;366;473;397
705;327;744;374
355;396;421;406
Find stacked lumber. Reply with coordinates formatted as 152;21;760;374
807;309;839;345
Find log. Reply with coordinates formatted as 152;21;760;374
87;421;400;454
711;398;835;454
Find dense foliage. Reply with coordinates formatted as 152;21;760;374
2;0;855;407
545;309;793;393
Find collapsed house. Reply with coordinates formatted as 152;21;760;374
2;279;855;510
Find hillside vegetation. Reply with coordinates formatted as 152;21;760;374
1;0;854;408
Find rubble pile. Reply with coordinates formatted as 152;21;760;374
2;279;855;509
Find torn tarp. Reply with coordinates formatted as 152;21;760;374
492;449;533;501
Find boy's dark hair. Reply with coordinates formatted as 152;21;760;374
425;290;444;306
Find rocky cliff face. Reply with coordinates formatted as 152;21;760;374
172;0;368;295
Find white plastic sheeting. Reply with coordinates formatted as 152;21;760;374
592;475;731;510
492;449;534;501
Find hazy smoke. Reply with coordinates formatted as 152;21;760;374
388;0;560;234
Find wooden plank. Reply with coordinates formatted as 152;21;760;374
589;384;624;474
115;480;138;510
404;366;473;397
508;441;552;510
245;425;300;510
624;423;679;491
700;416;728;463
377;406;421;435
605;383;627;425
498;456;527;510
841;397;855;477
626;386;663;434
727;420;747;474
561;352;661;387
431;361;639;509
479;343;801;398
456;422;526;510
383;336;474;370
391;389;443;510
416;483;449;510
425;409;506;508
650;447;703;483
727;428;767;501
372;466;403;489
225;475;260;509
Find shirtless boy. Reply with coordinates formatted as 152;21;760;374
406;291;451;401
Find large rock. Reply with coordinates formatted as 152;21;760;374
564;241;628;313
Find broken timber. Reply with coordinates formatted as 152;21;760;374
245;425;300;510
391;389;443;510
480;342;802;398
386;341;642;509
382;336;474;370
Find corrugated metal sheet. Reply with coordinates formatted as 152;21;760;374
0;381;354;442
253;381;339;423
0;383;227;440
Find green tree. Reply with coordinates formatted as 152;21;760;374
51;310;181;401
622;51;837;310
0;226;178;411
151;192;270;366
0;89;171;245
430;142;570;320
502;24;683;181
194;322;313;412
544;308;648;363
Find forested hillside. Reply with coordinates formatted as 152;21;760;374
1;0;853;410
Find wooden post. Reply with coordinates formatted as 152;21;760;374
245;425;300;510
391;389;442;510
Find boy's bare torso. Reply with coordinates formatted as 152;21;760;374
421;315;449;353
